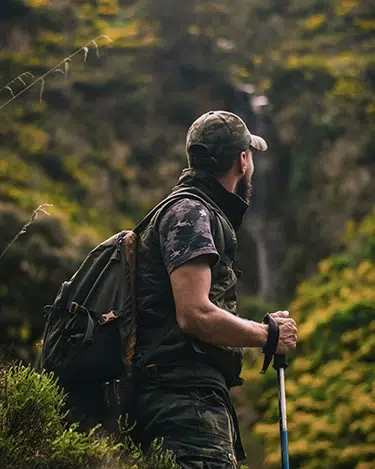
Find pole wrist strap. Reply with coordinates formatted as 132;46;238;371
260;313;280;374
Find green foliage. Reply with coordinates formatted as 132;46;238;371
0;364;65;462
0;203;97;361
0;363;181;469
245;209;375;468
237;295;276;322
1;0;374;317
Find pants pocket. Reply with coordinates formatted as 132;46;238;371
191;390;235;445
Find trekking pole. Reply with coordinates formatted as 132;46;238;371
260;314;290;469
273;354;290;469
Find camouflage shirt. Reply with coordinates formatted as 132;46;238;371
158;198;219;274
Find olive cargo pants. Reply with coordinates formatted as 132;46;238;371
132;361;245;469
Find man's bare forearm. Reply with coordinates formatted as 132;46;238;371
178;300;269;348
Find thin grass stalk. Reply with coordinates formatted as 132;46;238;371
0;35;112;110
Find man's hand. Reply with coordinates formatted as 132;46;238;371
270;310;297;355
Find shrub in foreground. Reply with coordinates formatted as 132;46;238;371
0;363;180;469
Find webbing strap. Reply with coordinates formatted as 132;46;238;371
260;313;280;374
134;319;176;371
124;232;138;362
133;191;213;235
65;304;96;345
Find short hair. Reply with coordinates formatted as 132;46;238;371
187;144;241;177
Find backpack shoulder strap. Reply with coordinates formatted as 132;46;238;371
133;191;213;235
133;189;235;265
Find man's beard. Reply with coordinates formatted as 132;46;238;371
236;170;252;204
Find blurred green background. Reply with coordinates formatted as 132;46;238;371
0;0;374;467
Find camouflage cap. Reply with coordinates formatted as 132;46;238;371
186;110;268;159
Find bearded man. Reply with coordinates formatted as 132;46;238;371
132;111;297;468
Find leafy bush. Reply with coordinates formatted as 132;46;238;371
243;210;375;468
0;363;181;469
237;296;276;323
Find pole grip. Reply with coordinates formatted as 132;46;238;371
273;354;288;371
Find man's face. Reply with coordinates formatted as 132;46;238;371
236;150;253;204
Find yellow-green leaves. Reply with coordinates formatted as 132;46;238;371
249;210;375;468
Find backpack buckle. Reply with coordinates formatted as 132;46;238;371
102;311;119;324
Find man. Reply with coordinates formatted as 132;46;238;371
133;110;297;468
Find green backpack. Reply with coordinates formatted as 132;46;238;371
40;190;233;427
41;194;191;387
41;229;135;389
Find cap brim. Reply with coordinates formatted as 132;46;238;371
250;134;268;151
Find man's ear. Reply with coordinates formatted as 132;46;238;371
239;151;247;175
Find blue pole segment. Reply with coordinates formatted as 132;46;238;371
281;429;289;469
277;366;290;469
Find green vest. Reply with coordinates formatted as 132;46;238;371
135;169;248;385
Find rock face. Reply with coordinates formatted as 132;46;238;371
228;89;286;300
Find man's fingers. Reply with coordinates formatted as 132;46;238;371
270;310;289;318
273;317;297;327
271;310;297;354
